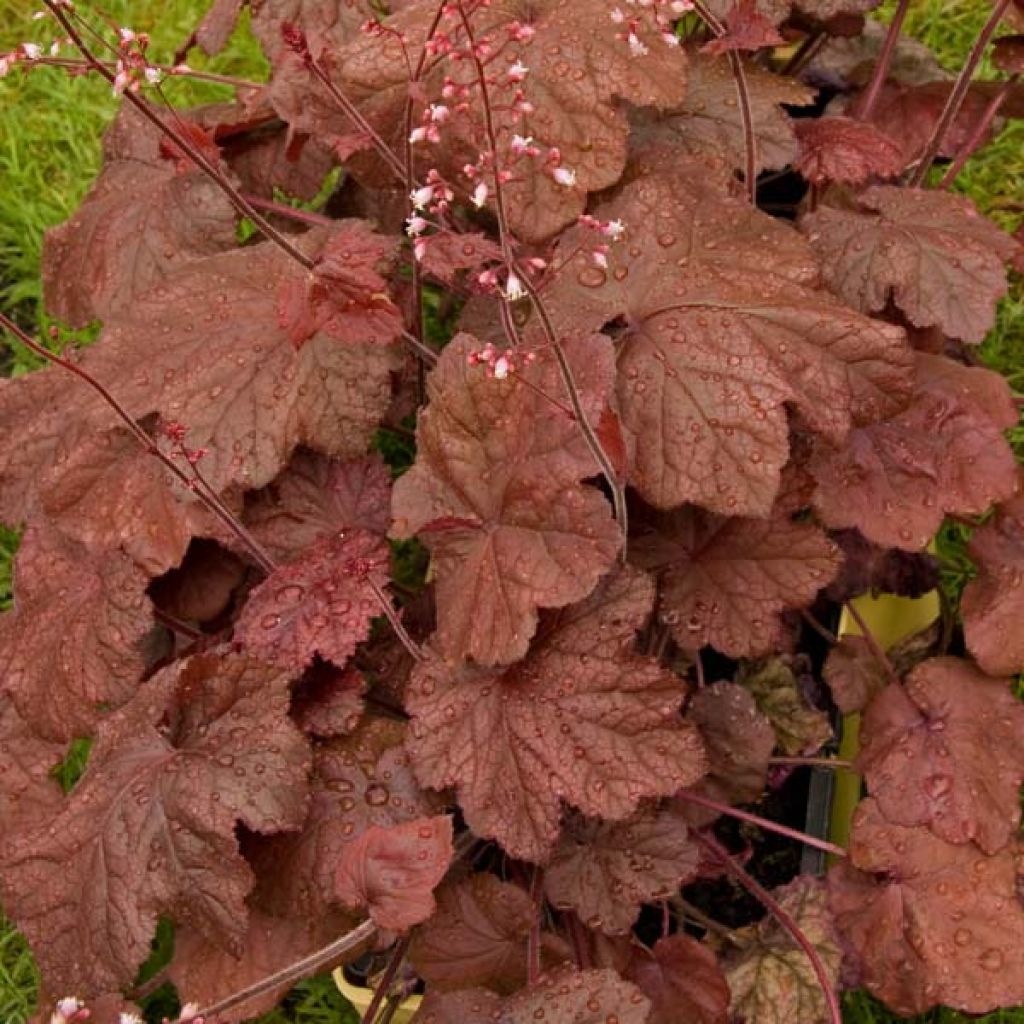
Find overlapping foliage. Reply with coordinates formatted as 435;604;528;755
2;0;1024;1022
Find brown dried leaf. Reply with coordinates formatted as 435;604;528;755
544;806;699;935
830;798;1024;1015
406;567;707;862
803;186;1019;343
810;353;1018;550
857;657;1024;854
392;333;620;666
0;522;154;741
626;934;730;1024
724;876;842;1024
0;653;311;997
738;658;832;756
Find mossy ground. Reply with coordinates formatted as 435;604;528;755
1;0;1023;1021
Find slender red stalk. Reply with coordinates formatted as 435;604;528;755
43;1;316;271
451;2;628;544
675;790;848;858
365;575;425;662
527;866;543;986
0;312;275;573
844;601;899;685
169;919;377;1024
361;936;412;1024
939;73;1019;188
853;0;912;122
242;194;335;228
696;833;842;1024
909;0;1013;187
769;756;855;770
691;0;758;205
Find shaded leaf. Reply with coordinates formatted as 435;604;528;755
962;489;1024;676
724;876;842;1024
335;814;454;931
654;51;813;174
539;172;912;515
167;909;361;1022
633;506;841;657
0;653;311;996
822;528;941;602
544;806;699;935
0;522;154;742
857;657;1024;854
41;149;237;330
406;567;706;862
0;698;65;840
626;934;729;1024
822;635;887;714
392;333;620;666
830;798;1024;1015
411;874;562;994
738;658;832;756
794;116;904;186
413;967;650;1024
234;529;389;670
684;682;776;819
248;716;433;919
244;451;392;563
803;186;1019;343
292;664;367;738
809;353;1018;550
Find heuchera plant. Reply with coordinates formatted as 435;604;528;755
3;0;1024;1021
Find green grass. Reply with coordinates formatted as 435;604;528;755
2;1;1024;1022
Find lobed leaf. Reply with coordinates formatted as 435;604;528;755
0;653;311;996
857;657;1024;854
392;333;621;665
405;567;706;861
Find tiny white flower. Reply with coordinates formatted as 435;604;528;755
507;60;529;81
510;134;533;154
414;237;428;262
21;42;42;60
593;250;609;269
410;185;435;209
493;354;510;379
627;32;648;58
429;102;450;122
604;218;626;241
119;1013;144;1024
610;7;626;23
32;10;47;19
552;166;577;187
504;270;526;302
662;31;680;47
409;125;429;144
49;40;60;55
144;66;162;84
179;1004;203;1024
118;27;135;42
472;181;489;208
405;215;429;237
